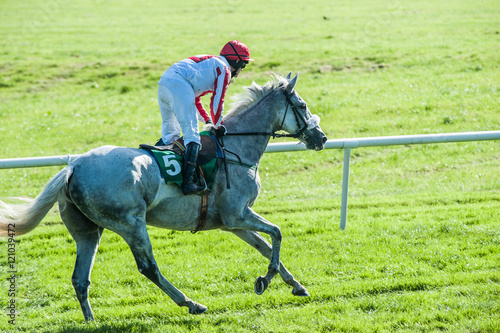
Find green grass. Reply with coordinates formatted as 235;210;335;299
1;0;500;331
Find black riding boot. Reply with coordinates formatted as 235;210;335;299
182;142;207;195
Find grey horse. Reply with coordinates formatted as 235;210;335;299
0;73;327;321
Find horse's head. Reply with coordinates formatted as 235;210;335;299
276;73;327;151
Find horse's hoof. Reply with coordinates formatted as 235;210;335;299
188;302;208;315
292;287;310;297
254;276;269;295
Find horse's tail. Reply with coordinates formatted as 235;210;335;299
0;166;74;237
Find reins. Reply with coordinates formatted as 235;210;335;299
194;83;309;232
221;89;308;139
214;88;307;190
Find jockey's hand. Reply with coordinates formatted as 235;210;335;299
215;125;227;137
206;119;213;125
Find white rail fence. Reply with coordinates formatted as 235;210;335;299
1;131;500;229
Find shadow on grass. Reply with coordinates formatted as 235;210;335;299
53;319;202;333
53;323;149;333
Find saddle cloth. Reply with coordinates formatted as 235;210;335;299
140;132;219;188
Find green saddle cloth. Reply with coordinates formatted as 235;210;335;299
146;134;218;189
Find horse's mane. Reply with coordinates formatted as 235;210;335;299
225;74;287;118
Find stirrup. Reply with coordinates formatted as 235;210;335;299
198;177;209;193
182;176;208;195
182;183;208;195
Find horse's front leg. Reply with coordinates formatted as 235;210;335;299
227;229;309;297
221;207;282;295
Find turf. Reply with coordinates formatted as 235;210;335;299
1;0;499;331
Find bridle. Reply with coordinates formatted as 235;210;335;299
215;88;318;189
223;88;314;139
277;89;312;140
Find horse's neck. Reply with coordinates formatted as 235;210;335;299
223;94;280;165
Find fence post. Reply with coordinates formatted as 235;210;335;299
340;148;351;230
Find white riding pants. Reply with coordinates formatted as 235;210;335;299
158;75;201;146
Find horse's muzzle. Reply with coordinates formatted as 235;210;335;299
304;128;327;151
314;134;328;151
317;134;328;151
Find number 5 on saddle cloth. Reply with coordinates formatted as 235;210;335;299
140;131;220;190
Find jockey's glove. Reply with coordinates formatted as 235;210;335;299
215;125;227;137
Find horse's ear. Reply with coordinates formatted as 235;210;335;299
287;73;299;93
286;72;292;80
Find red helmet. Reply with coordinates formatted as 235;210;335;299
220;40;254;62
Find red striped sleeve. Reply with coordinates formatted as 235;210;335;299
195;93;211;123
210;66;230;127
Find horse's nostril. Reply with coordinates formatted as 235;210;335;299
322;136;327;144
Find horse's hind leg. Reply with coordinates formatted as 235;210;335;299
228;229;310;297
117;219;207;315
59;199;104;321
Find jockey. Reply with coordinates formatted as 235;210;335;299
156;40;253;195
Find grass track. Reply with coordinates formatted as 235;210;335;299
1;0;499;331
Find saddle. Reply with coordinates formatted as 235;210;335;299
140;132;219;234
139;132;219;167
